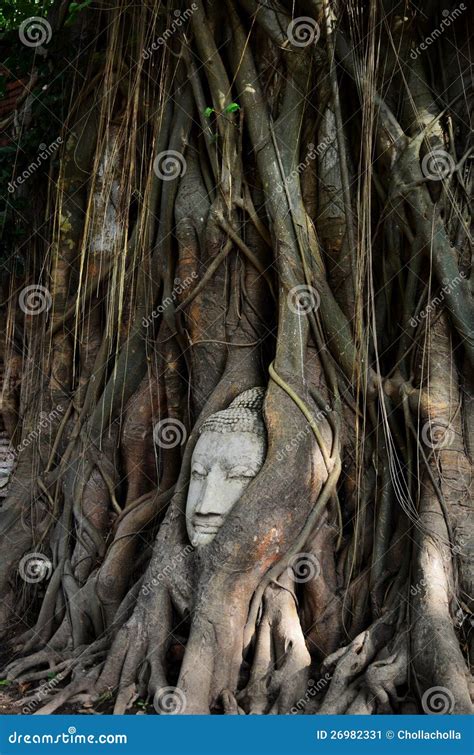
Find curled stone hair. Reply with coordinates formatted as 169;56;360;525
199;387;266;438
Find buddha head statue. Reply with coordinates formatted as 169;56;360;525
186;387;267;548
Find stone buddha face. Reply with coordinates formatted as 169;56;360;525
186;388;266;548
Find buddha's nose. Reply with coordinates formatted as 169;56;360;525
194;474;222;516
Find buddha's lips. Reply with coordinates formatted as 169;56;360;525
193;518;222;534
195;528;219;535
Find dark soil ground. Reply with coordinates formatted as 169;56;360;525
0;640;186;715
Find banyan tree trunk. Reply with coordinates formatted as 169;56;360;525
0;0;472;716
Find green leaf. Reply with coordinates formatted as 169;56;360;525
0;679;10;686
224;102;240;113
203;107;214;118
96;691;112;704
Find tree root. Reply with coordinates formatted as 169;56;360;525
238;573;311;714
315;616;396;714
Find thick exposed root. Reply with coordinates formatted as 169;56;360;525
4;650;63;681
35;674;98;715
316;617;396;714
0;0;471;720
239;574;311;714
364;633;408;713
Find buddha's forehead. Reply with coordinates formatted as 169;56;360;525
193;430;265;466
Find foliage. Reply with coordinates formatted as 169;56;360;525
0;4;72;274
0;0;54;31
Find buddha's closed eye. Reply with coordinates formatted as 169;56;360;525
191;464;207;480
191;465;258;480
227;467;258;479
